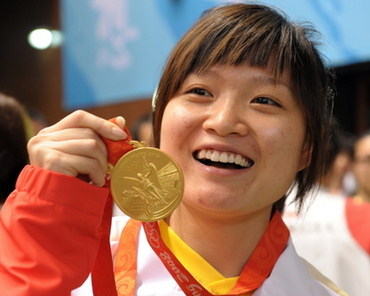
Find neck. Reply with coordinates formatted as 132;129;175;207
166;204;272;277
320;175;345;195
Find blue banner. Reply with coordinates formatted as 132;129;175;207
61;0;370;109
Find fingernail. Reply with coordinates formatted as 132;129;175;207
115;116;126;129
112;127;127;139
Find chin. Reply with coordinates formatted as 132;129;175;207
194;193;243;209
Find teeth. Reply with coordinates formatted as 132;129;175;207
198;150;206;159
220;152;228;163
196;149;253;168
235;154;242;165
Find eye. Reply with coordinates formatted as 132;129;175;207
251;97;281;107
187;88;212;97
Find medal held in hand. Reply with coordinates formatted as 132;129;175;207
103;118;183;222
110;143;184;222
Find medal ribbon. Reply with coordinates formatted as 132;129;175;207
92;118;135;296
114;219;141;296
114;212;289;296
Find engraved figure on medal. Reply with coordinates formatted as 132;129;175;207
110;147;184;222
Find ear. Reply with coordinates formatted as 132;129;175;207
298;140;312;172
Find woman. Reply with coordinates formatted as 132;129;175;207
0;3;344;296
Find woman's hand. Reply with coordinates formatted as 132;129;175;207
27;110;127;187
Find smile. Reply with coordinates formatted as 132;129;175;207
195;149;254;169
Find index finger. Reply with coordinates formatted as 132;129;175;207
40;110;127;141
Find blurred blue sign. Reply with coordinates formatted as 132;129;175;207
61;0;370;109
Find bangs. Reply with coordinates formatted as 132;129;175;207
183;4;298;77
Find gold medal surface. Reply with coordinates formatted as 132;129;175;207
110;147;184;222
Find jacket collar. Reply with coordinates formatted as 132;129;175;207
253;239;339;296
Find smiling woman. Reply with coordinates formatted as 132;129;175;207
153;5;335;213
0;3;344;296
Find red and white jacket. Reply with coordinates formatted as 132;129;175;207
0;166;345;296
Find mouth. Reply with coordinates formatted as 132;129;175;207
194;149;254;170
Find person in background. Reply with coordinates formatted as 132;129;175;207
0;93;33;208
284;125;370;296
351;129;370;204
1;3;345;296
341;130;370;295
131;112;154;147
318;120;356;196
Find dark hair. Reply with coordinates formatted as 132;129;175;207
0;94;31;203
152;3;334;211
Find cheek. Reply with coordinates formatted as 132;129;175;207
159;104;193;150
261;123;306;168
261;124;292;150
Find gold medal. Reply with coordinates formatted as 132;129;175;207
110;146;184;222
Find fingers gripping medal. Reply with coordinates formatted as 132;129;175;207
104;118;184;222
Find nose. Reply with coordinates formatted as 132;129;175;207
202;97;249;136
